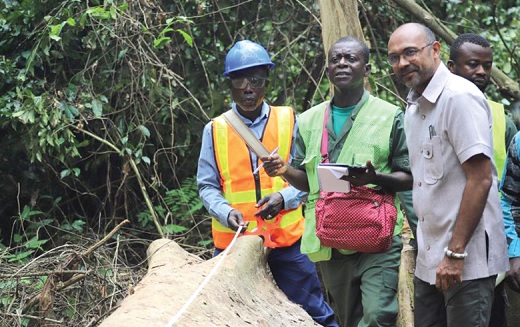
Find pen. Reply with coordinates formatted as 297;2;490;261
253;146;279;174
429;125;436;139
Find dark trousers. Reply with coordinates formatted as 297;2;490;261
414;275;496;327
215;239;338;327
489;281;507;327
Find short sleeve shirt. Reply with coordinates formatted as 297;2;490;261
405;63;509;284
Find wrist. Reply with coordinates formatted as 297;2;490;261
373;171;381;184
277;192;286;209
444;247;468;260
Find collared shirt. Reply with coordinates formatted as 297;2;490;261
405;63;509;284
197;101;306;227
500;131;520;258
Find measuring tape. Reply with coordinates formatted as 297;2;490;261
163;225;244;326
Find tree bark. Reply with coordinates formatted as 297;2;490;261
98;236;320;327
98;235;416;327
317;0;370;93
391;0;520;101
397;241;415;327
317;0;365;59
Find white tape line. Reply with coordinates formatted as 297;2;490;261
164;225;243;327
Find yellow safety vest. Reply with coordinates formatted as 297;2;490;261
488;99;507;180
211;106;304;249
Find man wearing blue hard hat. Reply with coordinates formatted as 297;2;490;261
197;40;338;326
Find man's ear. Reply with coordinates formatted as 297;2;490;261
325;66;330;78
364;63;372;76
432;40;442;59
447;59;455;72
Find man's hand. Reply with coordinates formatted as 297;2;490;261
227;209;248;232
435;256;465;291
506;257;520;292
340;160;377;187
254;192;284;219
261;154;287;177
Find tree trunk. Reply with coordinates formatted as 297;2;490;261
391;0;520;101
98;235;416;326
317;0;365;59
317;0;370;93
98;236;320;327
397;238;416;327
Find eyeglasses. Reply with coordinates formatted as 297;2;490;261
387;42;434;66
229;76;267;89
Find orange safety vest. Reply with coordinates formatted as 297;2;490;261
211;106;304;249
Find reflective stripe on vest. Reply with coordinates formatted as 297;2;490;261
488;99;507;180
211;106;304;249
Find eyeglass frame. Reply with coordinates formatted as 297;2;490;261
387;42;434;66
228;76;268;89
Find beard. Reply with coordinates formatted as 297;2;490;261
403;73;421;89
398;64;435;91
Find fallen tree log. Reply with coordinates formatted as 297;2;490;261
100;233;416;327
99;236;321;327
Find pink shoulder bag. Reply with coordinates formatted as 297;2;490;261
315;105;397;253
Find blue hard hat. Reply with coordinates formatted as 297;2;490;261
223;40;275;76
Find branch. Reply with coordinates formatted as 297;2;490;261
21;220;130;313
83;219;130;256
491;2;520;77
0;270;90;279
72;125;165;238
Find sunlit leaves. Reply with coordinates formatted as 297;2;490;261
153;17;194;49
47;17;76;41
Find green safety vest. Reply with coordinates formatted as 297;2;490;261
297;95;403;262
488;99;507;180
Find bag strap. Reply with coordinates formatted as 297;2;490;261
321;104;329;163
223;110;270;157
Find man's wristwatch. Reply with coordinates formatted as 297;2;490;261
444;247;468;259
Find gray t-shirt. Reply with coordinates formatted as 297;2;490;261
405;63;509;284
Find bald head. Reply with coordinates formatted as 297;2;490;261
387;23;441;93
394;23;435;43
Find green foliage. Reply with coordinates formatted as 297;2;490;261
0;0;518;325
163;176;203;218
154;16;194;49
136;176;205;240
61;219;86;233
0;0;517;247
444;0;520;98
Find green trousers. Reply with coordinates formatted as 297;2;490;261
319;235;402;327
